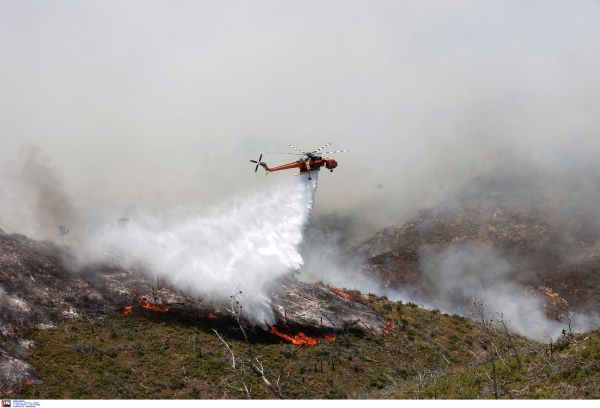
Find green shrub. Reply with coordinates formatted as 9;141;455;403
365;372;392;391
347;325;367;339
395;368;410;380
583;339;600;360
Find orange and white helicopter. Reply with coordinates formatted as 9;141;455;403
250;143;350;180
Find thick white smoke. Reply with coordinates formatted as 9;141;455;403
93;172;318;326
304;239;600;341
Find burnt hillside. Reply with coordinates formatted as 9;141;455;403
0;229;390;394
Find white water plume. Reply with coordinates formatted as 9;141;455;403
95;172;319;326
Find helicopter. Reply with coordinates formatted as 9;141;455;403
250;143;350;180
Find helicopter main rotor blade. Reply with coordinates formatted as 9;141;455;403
289;145;306;153
312;143;331;153
250;160;258;163
265;152;304;155
255;164;259;172
322;150;350;154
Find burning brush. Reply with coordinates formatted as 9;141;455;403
267;325;336;347
122;298;335;347
313;282;366;304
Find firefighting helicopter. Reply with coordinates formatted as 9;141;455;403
250;143;350;180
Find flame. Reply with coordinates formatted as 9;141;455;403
20;380;34;387
313;282;363;303
138;299;170;312
387;321;395;329
382;328;389;334
126;299;220;320
268;325;336;347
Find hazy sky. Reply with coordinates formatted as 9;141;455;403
2;0;600;238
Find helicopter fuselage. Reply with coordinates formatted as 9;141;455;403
261;156;338;173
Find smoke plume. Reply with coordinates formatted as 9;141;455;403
0;145;79;240
93;173;318;325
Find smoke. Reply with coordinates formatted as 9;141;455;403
92;172;318;325
0;145;79;240
2;1;600;237
418;243;600;340
303;237;600;340
2;2;600;338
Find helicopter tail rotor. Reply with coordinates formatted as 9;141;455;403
250;153;263;172
250;154;272;173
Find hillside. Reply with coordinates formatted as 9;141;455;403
0;232;599;399
339;152;600;323
3;295;600;399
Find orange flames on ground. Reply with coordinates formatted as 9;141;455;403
122;299;219;319
381;321;395;334
138;298;170;312
268;325;336;347
122;299;336;347
313;282;363;303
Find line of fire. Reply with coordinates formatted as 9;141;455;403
120;281;394;347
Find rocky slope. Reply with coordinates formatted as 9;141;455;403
340;151;600;320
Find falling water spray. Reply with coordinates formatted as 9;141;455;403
95;172;319;326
